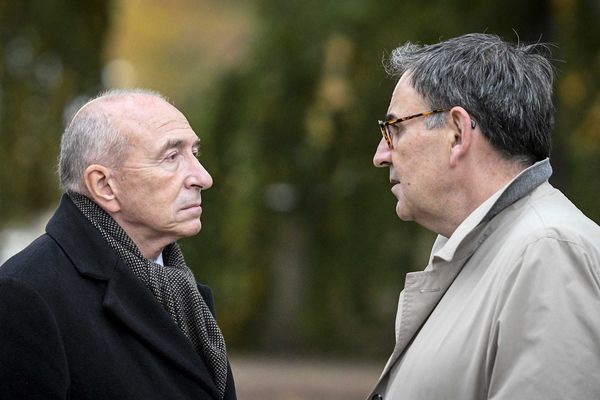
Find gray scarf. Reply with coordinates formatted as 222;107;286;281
69;192;228;398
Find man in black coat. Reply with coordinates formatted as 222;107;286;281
0;89;237;399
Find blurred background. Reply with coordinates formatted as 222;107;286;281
1;0;599;398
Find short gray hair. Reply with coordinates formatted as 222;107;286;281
58;88;166;193
385;33;555;163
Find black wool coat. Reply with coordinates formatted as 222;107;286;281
0;194;237;400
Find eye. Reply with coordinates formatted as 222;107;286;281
387;123;400;138
165;151;180;161
192;149;201;159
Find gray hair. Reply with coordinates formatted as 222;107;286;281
385;33;555;163
58;88;166;193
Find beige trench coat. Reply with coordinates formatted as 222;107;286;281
368;162;600;400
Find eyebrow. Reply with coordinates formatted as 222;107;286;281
385;113;397;122
158;138;201;155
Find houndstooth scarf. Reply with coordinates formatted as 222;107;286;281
69;192;228;398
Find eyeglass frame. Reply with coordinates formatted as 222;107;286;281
378;108;450;149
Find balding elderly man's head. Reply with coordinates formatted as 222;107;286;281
58;89;166;194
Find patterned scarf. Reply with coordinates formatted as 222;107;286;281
69;192;228;398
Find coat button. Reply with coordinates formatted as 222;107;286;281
371;395;383;400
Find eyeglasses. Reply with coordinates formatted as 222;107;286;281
378;109;449;149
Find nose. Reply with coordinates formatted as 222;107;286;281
186;156;213;190
373;137;391;168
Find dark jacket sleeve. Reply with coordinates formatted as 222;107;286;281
0;278;69;399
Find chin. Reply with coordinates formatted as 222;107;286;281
395;204;413;222
177;221;202;239
396;213;412;222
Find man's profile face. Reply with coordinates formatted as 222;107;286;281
373;74;452;230
110;95;213;248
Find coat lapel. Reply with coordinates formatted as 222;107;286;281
46;195;220;398
379;258;465;377
102;267;220;398
378;218;493;381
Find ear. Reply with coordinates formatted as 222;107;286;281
448;107;476;167
83;164;121;213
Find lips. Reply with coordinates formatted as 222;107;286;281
180;202;202;214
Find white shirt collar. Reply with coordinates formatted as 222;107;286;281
154;252;164;266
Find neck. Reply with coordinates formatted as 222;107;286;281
135;242;164;260
120;228;166;260
68;192;168;261
108;215;169;260
440;156;528;237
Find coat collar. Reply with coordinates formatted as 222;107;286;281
46;194;221;399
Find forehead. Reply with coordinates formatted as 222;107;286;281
109;95;198;145
387;74;427;116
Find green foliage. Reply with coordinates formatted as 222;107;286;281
0;0;110;222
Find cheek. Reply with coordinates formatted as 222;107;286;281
124;181;153;205
118;174;170;209
390;151;410;178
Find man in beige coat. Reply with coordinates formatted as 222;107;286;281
368;33;600;400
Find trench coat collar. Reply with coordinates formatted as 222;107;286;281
45;194;221;399
379;158;553;379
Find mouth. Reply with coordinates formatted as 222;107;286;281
389;178;400;188
181;203;202;212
